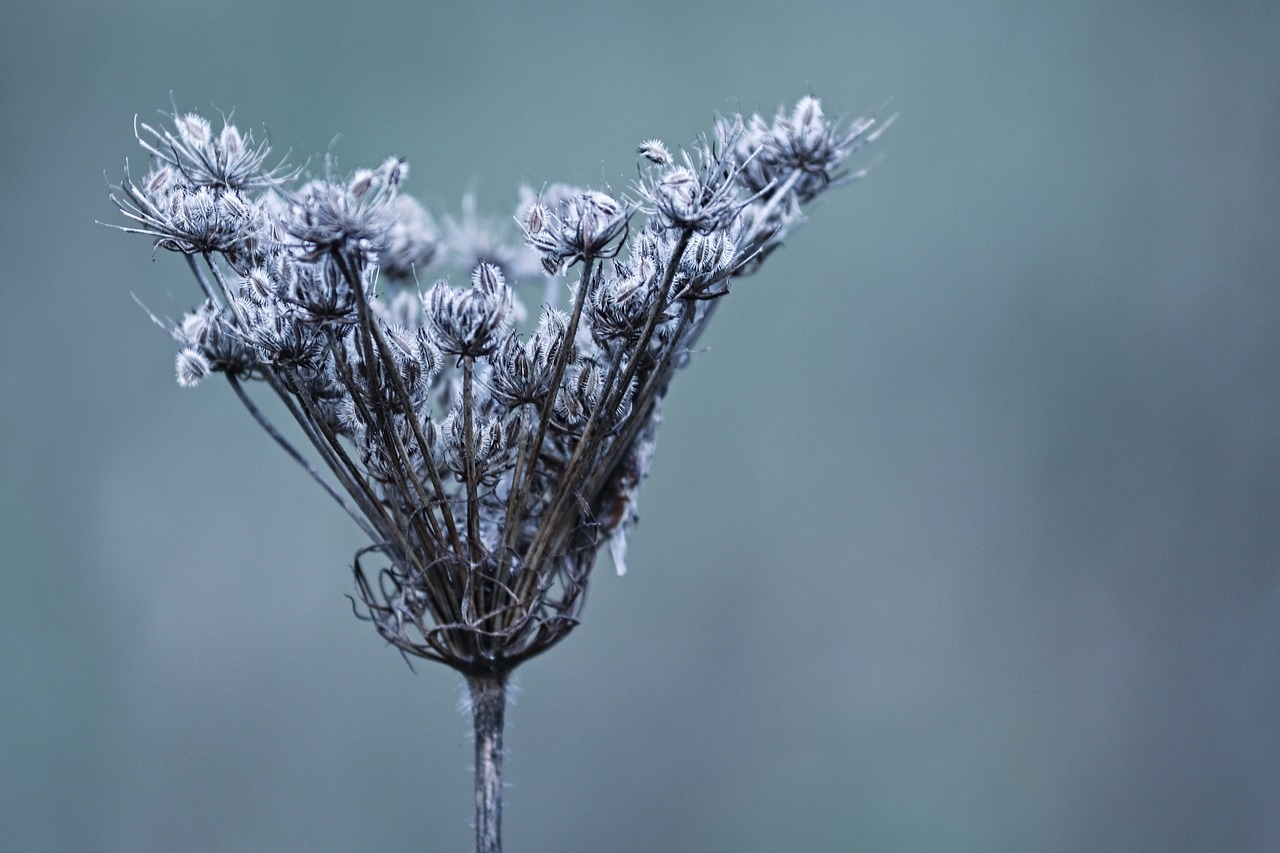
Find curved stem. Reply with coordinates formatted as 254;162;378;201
468;672;507;853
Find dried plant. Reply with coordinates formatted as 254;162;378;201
108;95;888;852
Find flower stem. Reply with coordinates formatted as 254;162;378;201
468;672;507;853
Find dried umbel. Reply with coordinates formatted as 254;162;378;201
109;96;887;853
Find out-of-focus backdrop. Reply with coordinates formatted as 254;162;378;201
3;2;1277;850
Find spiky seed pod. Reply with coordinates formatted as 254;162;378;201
286;254;367;326
381;157;408;190
442;408;512;486
240;266;279;307
637;139;671;165
175;346;211;387
523;200;550;242
242;301;324;370
553;362;606;433
176;300;257;377
678;230;738;299
415;328;443;376
491;307;572;408
586;268;655;348
426;264;513;358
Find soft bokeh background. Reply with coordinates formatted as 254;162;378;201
3;1;1278;850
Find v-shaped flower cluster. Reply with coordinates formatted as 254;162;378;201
111;98;889;676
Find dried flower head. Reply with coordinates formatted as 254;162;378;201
109;93;886;853
135;110;297;191
111;96;885;674
283;159;403;260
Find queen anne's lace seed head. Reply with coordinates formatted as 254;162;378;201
284;254;370;326
135;111;297;192
521;189;629;272
587;265;657;348
735;96;892;203
442;407;513;486
636;137;744;235
561;191;628;259
426;263;514;358
243;301;324;370
110;95;885;677
490;308;570;408
284;158;404;260
111;174;263;256
172;299;257;378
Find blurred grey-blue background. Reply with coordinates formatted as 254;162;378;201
3;1;1278;850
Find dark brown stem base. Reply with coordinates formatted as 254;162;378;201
467;673;507;853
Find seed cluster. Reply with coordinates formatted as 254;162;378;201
111;97;888;675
